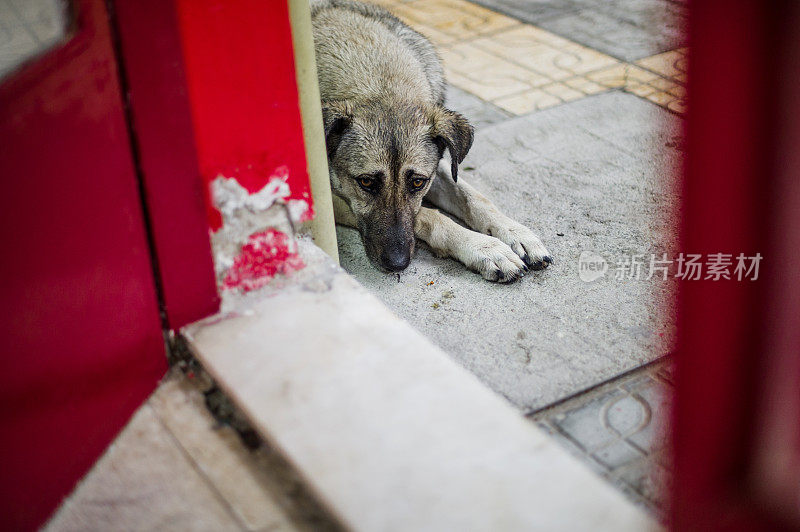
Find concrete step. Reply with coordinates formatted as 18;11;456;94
181;238;657;531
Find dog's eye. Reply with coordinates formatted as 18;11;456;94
358;176;375;190
410;178;427;191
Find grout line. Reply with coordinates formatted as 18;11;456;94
147;402;250;531
533;381;671;521
394;0;686;115
525;354;673;417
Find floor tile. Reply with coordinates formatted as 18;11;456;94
390;0;520;41
593;440;643;470
387;8;460;46
149;373;297;531
45;406;243;531
541;81;585;101
440;43;552;99
445;85;513;129
627;83;658;97
636;48;688;79
563;75;609;95
667;84;686;98
0;0;66;79
644;90;675;107
586;63;660;89
339;93;680;411
665;98;686;114
492;89;562;114
185;240;655;531
617;460;671;509
468;0;583;25
471;25;618;80
536;0;686;62
530;359;674;517
374;0;688;115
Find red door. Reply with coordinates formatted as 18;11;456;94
673;1;800;530
0;0;167;529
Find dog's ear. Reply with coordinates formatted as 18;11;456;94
321;100;353;158
431;107;474;182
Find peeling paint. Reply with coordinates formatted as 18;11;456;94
222;229;305;293
212;167;310;224
210;169;310;293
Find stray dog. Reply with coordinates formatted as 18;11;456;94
311;0;552;282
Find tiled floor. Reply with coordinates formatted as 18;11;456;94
347;0;684;517
530;360;674;519
467;0;686;62
0;0;68;79
373;0;687;115
43;0;681;526
46;369;341;532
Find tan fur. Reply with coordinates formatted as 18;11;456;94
312;0;551;280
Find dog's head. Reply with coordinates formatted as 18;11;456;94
323;99;473;272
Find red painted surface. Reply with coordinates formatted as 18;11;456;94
0;0;167;529
673;1;800;530
222;229;305;292
174;0;313;231
108;0;220;329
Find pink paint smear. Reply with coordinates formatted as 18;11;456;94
222;229;305;292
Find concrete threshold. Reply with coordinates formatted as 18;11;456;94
183;239;658;531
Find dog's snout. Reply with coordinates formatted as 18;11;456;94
364;215;415;273
380;244;411;272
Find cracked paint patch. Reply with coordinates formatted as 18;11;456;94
212;166;311;226
222;229;305;293
210;168;310;292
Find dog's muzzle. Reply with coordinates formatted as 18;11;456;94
380;241;412;272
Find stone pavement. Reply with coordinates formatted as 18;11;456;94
47;0;684;525
46;369;340;532
531;359;674;518
338;91;680;411
0;0;68;79
469;0;687;62
335;0;685;516
374;0;688;115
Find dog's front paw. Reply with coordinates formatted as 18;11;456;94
456;232;527;283
488;219;552;271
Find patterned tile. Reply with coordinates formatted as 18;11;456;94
440;42;552;100
636;48;688;80
534;4;686;63
626;83;658;97
408;22;460;47
644;91;675;107
541;81;585;101
666;98;687;114
366;0;414;7
585;63;660;89
472;25;618;80
0;0;66;79
493;89;562;114
562;75;607;95
390;0;520;41
368;0;688;116
530;360;674;517
445;85;513;130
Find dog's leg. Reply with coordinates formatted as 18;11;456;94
415;207;526;282
332;194;358;228
425;160;552;270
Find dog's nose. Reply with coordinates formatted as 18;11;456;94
381;246;411;272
